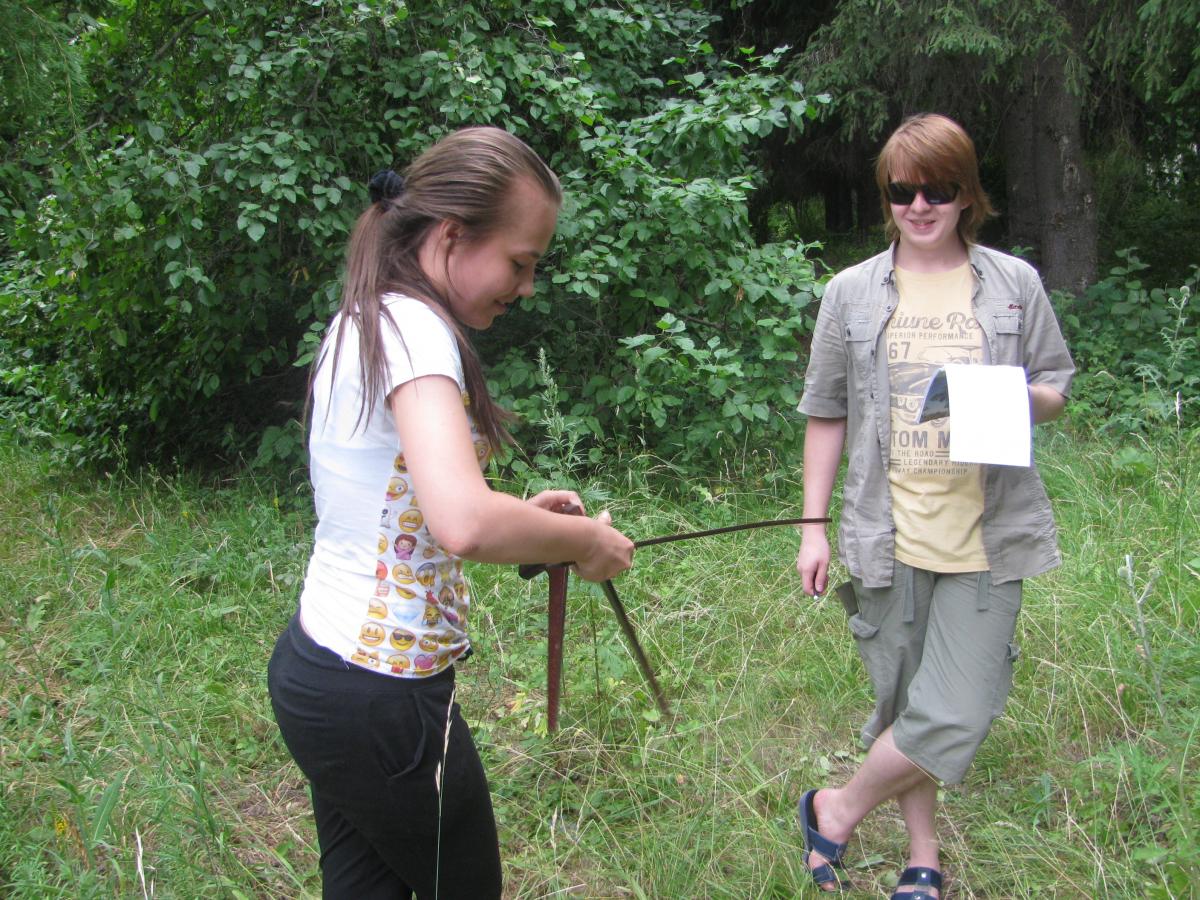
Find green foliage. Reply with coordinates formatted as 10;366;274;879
0;0;823;469
1092;0;1200;112
0;3;91;225
1091;139;1200;289
483;40;826;468
786;0;1071;141
1056;251;1200;434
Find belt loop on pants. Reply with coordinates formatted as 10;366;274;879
976;571;991;611
902;564;915;624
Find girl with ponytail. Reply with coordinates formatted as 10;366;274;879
268;126;634;899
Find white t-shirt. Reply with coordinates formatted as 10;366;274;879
299;294;488;677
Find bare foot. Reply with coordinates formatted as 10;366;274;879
802;789;854;891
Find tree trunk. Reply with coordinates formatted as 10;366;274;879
999;0;1098;294
1031;47;1098;294
855;168;882;235
822;175;853;232
1001;70;1042;262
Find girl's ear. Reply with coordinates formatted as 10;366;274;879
422;218;462;267
439;218;466;247
418;218;464;292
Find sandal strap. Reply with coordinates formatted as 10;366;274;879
807;828;847;865
807;858;847;890
798;789;849;866
897;866;943;890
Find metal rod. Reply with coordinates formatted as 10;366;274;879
546;567;567;733
601;579;671;721
530;514;831;728
518;516;831;581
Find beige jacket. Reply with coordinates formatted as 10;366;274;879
799;244;1075;587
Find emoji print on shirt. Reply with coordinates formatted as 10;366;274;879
416;563;436;588
354;397;484;679
398;509;423;533
389;628;415;651
351;648;381;669
394;533;417;560
386;476;408;501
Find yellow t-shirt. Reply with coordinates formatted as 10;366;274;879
887;264;988;572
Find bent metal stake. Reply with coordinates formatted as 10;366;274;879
519;516;833;732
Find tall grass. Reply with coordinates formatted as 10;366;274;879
0;428;1196;898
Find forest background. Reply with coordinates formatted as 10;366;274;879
2;0;1197;467
1;0;1197;897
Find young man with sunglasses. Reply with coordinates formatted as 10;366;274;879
793;114;1074;896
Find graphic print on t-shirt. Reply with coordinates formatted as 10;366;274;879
887;273;983;474
887;265;988;571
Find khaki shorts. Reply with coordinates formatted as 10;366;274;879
847;560;1022;784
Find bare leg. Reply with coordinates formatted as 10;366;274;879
806;727;934;890
894;778;940;896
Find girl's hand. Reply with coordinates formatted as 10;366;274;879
527;490;585;516
573;509;635;583
526;494;632;581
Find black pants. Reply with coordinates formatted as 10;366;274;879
267;614;502;899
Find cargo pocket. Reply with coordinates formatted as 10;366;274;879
848;611;901;721
989;642;1020;718
848;612;883;683
848;614;880;640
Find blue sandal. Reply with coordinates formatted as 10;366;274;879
890;866;942;899
797;789;850;891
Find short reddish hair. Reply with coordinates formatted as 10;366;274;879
875;113;995;245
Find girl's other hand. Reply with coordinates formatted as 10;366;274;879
573;509;635;583
527;490;585;516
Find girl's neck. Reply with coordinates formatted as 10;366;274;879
894;238;969;273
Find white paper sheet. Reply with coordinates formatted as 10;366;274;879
942;364;1031;466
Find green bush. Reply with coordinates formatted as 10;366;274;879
0;1;824;471
1056;250;1199;434
1091;140;1200;290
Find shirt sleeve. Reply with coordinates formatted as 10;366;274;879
798;277;850;418
1021;275;1075;397
380;296;465;394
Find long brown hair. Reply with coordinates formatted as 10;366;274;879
320;126;562;449
875;113;995;246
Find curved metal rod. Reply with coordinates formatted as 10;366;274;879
532;516;831;731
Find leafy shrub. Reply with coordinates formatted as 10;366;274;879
0;1;824;471
1056;250;1199;434
1091;140;1200;291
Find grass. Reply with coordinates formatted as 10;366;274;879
0;427;1197;898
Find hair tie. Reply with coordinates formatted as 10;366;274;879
368;169;406;204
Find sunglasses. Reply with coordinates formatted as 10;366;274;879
885;181;960;206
